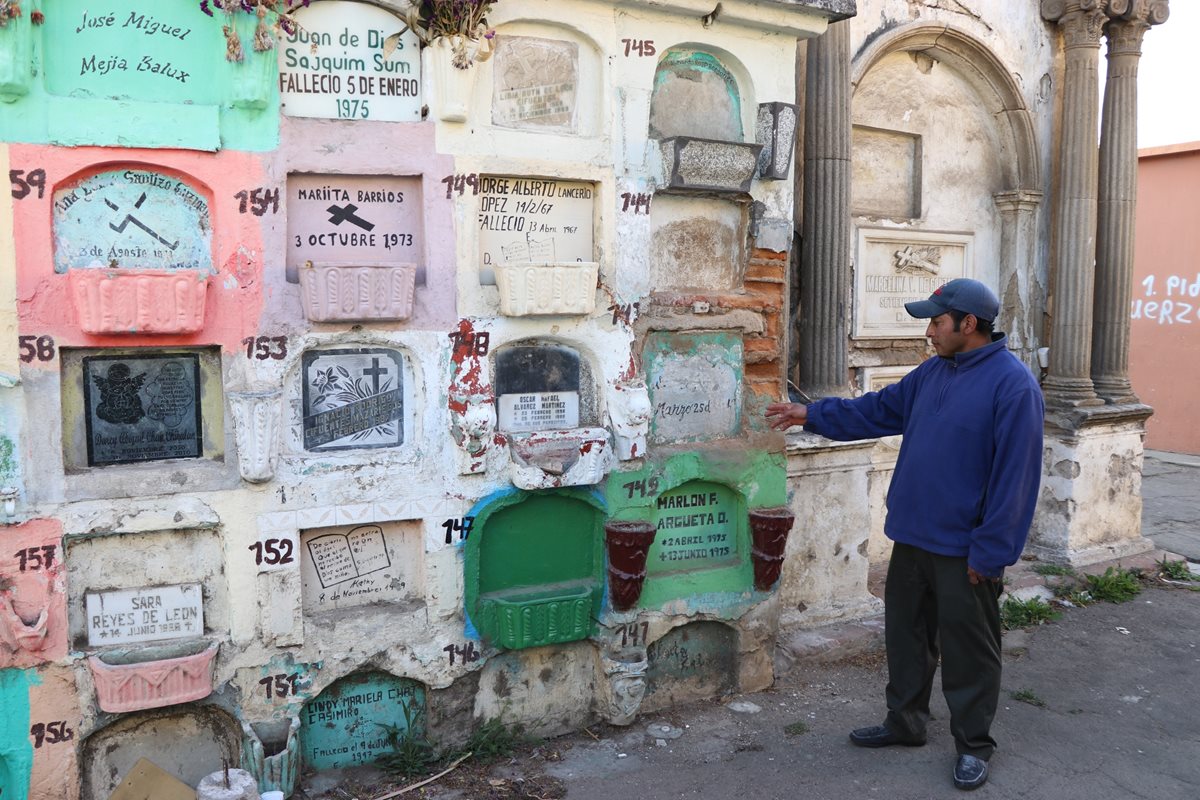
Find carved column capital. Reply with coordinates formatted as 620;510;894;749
1043;1;1108;48
1105;0;1170;26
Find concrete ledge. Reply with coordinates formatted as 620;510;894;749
774;614;884;675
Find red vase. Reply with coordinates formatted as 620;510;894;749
749;507;795;591
604;521;657;611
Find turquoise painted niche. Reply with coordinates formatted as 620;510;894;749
0;669;35;800
649;49;744;142
644;331;744;445
465;489;605;651
300;672;425;771
0;1;279;151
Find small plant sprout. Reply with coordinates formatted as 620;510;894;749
1000;596;1060;630
1011;688;1046;708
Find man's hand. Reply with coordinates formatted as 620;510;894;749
967;566;1000;586
766;402;808;431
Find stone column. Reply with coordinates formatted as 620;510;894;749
994;190;1045;369
1091;1;1169;403
797;20;851;398
1040;0;1108;408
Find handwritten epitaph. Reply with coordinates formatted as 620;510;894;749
302;349;405;451
494;346;581;432
54;169;212;273
477;176;594;284
493;36;578;130
302;673;425;770
855;228;972;338
279;1;421;122
645;333;743;444
287;174;422;282
82;354;202;466
300;524;417;613
86;583;204;646
648;482;739;574
46;3;207;101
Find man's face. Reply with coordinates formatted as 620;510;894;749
926;312;969;357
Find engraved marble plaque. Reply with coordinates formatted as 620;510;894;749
492;36;578;131
82;353;202;466
86;583;203;646
301;348;404;451
494;345;581;432
855;228;974;339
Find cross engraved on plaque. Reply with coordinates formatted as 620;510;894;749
301;348;405;451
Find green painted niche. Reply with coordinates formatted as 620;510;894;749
466;490;604;651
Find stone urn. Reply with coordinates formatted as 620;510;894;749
748;506;795;591
229;390;283;483
241;716;300;798
604;520;656;611
602;649;649;726
424;35;492;122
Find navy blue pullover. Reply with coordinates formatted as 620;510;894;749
804;334;1044;577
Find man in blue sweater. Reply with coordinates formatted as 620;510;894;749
766;279;1044;791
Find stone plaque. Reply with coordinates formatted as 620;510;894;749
495;345;581;432
85;583;203;646
478;176;595;284
301;348;404;451
644;621;736;705
645;332;743;444
44;2;211;103
279;1;421;122
492;36;578;131
54;169;212;273
301;672;425;770
287;174;422;282
82;354;202;466
851;125;922;219
648;482;739;574
300;523;419;613
855;228;974;338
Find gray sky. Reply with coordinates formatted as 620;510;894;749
1137;2;1200;148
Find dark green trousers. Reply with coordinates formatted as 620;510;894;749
883;542;1004;760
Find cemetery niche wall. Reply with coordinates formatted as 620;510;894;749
0;0;280;150
0;0;852;795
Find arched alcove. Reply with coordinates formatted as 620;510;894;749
850;24;1044;358
643;621;737;710
465;489;605;650
81;706;241;800
649;47;750;142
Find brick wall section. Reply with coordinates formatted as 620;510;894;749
744;248;788;398
647;247;790;400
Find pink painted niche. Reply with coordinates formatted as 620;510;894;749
0;518;68;668
9;144;270;358
27;663;83;800
259;117;459;332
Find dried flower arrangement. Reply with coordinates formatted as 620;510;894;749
0;0;21;27
198;0;310;62
402;0;498;69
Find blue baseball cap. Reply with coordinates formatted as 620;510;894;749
904;278;999;323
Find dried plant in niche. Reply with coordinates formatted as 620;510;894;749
0;0;22;27
198;0;309;61
400;0;499;69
